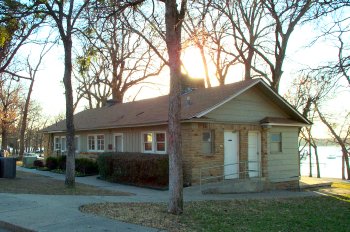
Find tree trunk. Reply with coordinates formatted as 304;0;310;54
341;146;350;180
244;46;254;80
308;142;312;177
1;125;8;150
342;155;345;180
314;145;320;178
63;37;76;187
19;78;35;159
165;0;186;215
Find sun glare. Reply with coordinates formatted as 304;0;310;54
181;47;207;79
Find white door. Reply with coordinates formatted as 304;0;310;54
248;131;261;177
114;134;123;152
224;131;239;179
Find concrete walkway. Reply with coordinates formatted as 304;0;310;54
0;167;320;232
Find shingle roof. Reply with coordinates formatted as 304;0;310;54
42;78;309;133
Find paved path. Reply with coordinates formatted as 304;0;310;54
0;167;319;232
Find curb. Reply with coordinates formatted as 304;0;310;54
0;221;35;232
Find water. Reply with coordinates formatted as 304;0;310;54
300;146;346;179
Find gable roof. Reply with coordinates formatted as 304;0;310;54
43;78;310;133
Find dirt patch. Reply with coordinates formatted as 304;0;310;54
0;171;132;196
80;202;187;232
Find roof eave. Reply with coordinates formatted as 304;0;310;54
260;122;310;128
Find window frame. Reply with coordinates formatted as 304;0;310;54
155;132;166;153
270;132;282;153
141;131;167;154
54;136;61;151
61;137;66;152
74;135;80;153
202;130;214;155
87;134;105;152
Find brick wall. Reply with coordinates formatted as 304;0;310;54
182;122;267;185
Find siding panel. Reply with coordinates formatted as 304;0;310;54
268;126;299;182
206;86;288;122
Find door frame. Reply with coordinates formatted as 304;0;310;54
248;131;261;177
224;131;239;179
113;133;124;152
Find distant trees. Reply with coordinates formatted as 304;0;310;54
0;79;21;150
75;4;165;108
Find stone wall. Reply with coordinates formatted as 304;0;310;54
181;122;267;185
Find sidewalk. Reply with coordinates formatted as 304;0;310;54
0;167;319;232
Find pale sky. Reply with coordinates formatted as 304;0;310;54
19;21;349;138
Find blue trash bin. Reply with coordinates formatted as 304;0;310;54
0;157;16;178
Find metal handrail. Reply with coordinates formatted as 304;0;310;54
199;161;262;191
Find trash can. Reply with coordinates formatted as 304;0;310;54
0;157;16;178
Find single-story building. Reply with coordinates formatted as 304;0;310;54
42;78;310;190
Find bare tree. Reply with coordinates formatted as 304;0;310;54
19;43;53;158
0;78;21;150
75;7;165;108
316;106;350;180
309;3;350;86
163;0;187;215
34;0;91;187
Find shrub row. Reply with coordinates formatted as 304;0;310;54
44;156;98;175
97;152;169;188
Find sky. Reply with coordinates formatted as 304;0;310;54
19;20;349;138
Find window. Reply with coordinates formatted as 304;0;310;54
202;131;214;154
88;135;95;151
155;133;166;152
143;133;153;152
61;137;66;151
97;135;105;151
54;137;61;151
271;133;282;153
142;132;166;154
54;135;79;152
74;136;80;152
88;134;105;152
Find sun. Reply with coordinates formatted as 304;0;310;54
181;46;207;79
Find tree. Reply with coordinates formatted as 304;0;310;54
75;6;165;108
309;3;350;86
163;0;187;215
315;105;350;180
34;0;91;187
213;0;270;83
0;78;21;150
19;43;52;158
0;0;43;79
286;75;329;178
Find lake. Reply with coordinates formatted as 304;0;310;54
300;146;346;179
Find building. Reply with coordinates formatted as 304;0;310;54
42;78;310;190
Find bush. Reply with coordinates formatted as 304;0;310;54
57;155;66;170
97;152;169;188
45;157;58;170
75;158;98;175
33;159;44;168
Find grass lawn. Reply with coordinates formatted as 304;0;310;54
0;171;132;196
80;183;350;232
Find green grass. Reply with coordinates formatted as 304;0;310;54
183;197;349;232
81;196;350;232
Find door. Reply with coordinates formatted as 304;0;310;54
248;131;261;177
114;134;123;152
224;131;239;179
